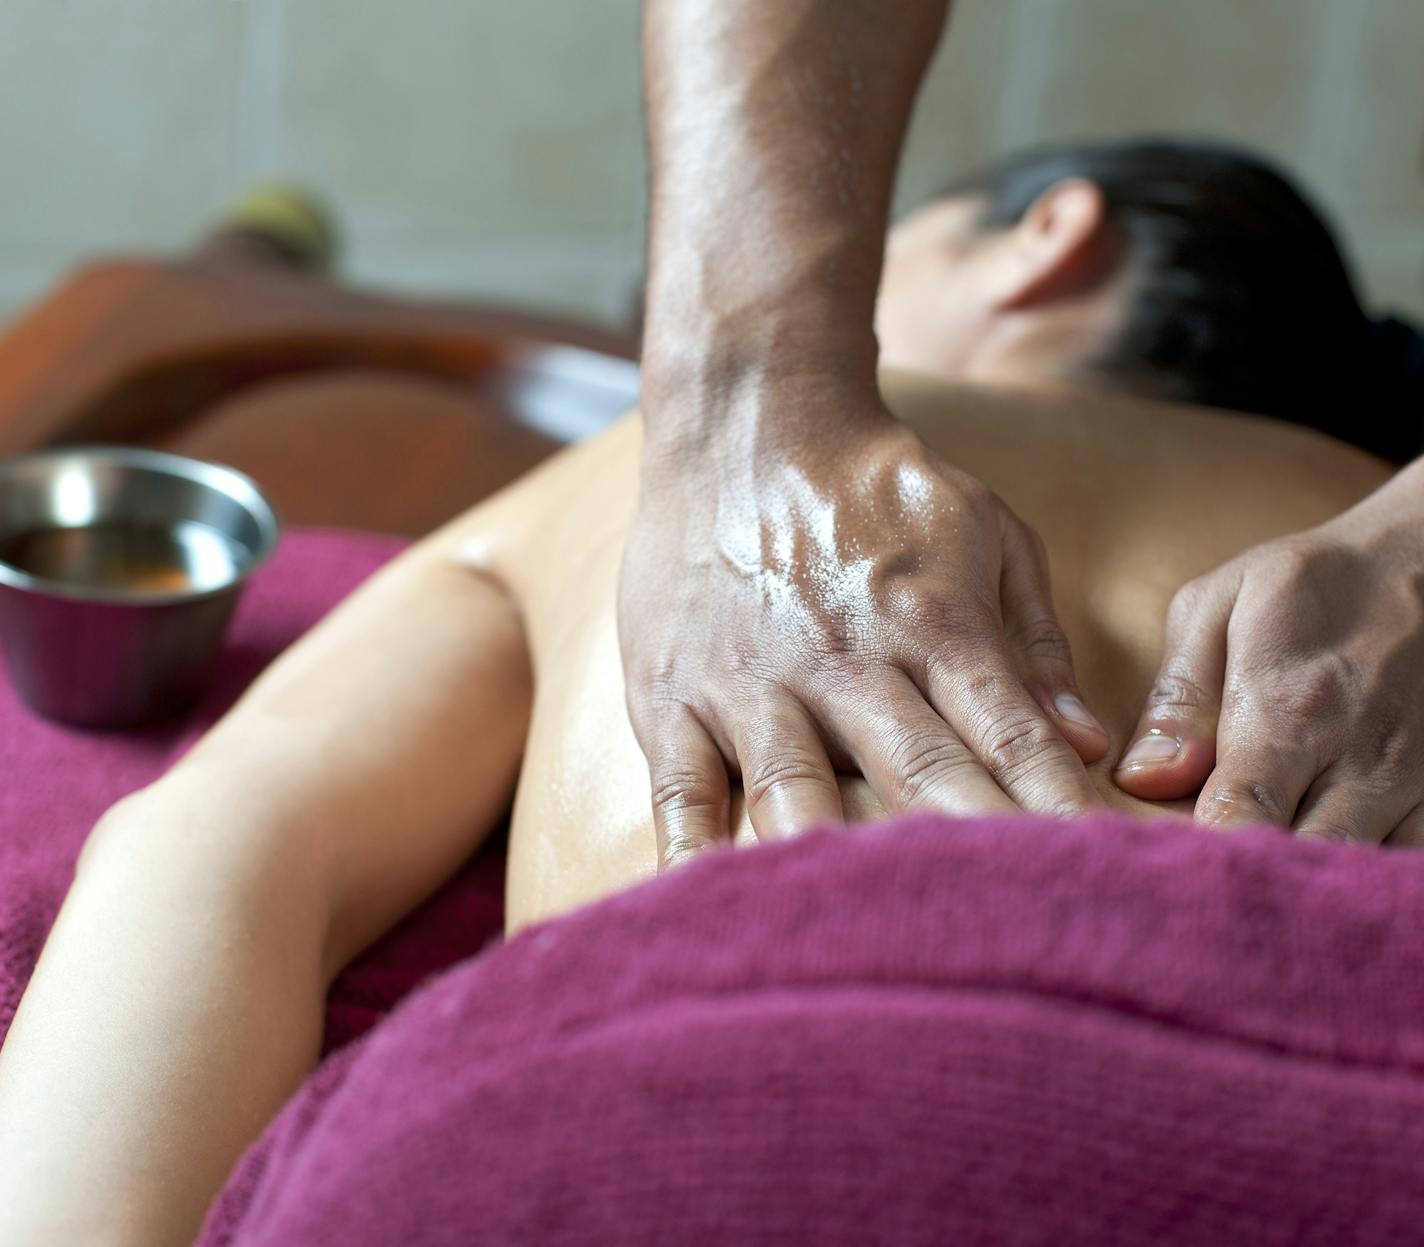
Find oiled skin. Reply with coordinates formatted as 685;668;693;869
477;371;1392;928
0;371;1393;1247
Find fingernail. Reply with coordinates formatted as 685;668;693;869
1117;730;1181;769
1053;692;1106;735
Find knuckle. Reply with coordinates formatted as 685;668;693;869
1011;618;1073;669
897;582;959;632
1252;540;1350;605
1269;664;1347;724
624;636;683;692
809;616;858;663
1268;541;1319;584
923;628;999;688
893;573;996;642
638;665;689;709
649;767;721;815
1145;670;1215;717
977;711;1062;780
742;751;828;810
800;620;870;681
1200;777;1290;826
886;729;971;807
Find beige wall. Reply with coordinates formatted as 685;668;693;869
1;0;1420;330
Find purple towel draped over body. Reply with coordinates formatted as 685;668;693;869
198;812;1424;1246
5;529;1424;1245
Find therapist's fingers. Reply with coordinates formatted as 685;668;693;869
919;637;1103;817
828;669;1019;817
1114;570;1238;801
999;518;1109;764
1292;772;1408;845
1192;691;1320;831
646;706;732;869
735;695;844;843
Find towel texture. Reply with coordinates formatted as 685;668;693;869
199;811;1424;1246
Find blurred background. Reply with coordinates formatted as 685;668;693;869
0;0;1420;331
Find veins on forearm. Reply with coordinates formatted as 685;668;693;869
642;0;950;363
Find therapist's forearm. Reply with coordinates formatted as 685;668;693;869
641;0;950;426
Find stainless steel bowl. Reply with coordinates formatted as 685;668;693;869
0;446;280;727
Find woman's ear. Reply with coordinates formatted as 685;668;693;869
986;178;1111;310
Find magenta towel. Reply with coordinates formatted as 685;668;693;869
7;530;1424;1242
198;812;1424;1246
0;527;505;1057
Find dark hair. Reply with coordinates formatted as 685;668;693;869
945;138;1424;461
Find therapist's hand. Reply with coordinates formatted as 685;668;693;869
1114;460;1424;842
620;374;1109;867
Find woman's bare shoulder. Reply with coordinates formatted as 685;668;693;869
415;412;644;596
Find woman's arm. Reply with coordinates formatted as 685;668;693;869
0;519;532;1246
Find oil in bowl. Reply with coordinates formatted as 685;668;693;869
0;446;280;726
0;520;246;597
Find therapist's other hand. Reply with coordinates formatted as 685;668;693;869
619;376;1108;867
1115;475;1424;843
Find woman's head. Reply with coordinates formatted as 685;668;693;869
878;138;1421;460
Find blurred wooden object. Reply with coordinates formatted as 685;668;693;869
166;371;562;539
0;191;639;536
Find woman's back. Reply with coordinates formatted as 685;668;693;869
467;370;1393;929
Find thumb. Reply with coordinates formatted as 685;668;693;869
1114;572;1238;801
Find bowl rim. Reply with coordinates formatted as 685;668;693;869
0;445;282;606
